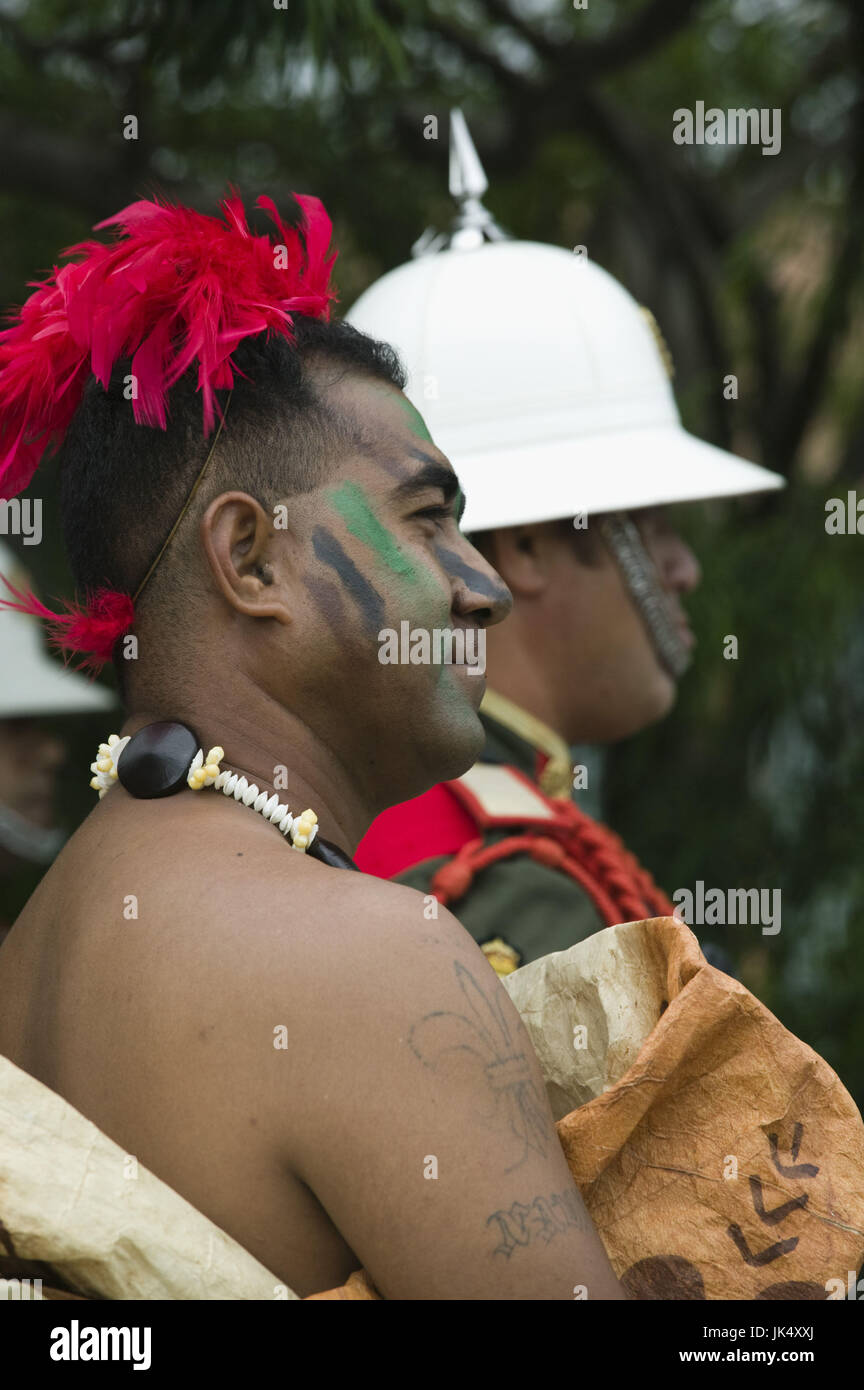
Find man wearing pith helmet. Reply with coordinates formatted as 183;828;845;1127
349;112;785;976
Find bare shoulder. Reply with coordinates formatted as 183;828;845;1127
226;842;496;1030
33;804;622;1300
221;850;624;1300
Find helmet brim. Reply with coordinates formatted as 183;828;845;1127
452;423;785;533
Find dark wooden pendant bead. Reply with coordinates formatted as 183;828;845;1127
308;835;359;871
116;722;200;799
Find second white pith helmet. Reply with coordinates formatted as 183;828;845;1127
346;110;784;533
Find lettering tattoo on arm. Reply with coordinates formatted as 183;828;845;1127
408;959;549;1173
487;1188;590;1259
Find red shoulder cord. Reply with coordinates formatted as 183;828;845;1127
430;799;674;927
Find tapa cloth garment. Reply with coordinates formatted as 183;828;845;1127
2;917;862;1299
0;1051;293;1300
314;917;864;1300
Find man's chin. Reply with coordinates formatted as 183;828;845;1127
398;700;486;803
619;675;677;740
443;701;486;773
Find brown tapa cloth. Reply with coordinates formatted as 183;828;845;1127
307;918;864;1300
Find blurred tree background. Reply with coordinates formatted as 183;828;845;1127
1;0;862;1103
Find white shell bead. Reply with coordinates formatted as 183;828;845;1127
162;755;320;855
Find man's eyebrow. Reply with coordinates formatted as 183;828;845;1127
393;455;465;518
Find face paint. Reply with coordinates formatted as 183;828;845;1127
329;481;418;584
396;394;434;444
434;545;511;606
304;574;346;635
312;527;385;635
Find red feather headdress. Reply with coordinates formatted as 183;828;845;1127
0;189;337;672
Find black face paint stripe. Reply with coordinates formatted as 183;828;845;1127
435;545;510;605
312;527;385;633
304;574;346;634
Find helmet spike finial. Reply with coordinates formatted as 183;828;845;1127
411;109;508;257
449;107;488;202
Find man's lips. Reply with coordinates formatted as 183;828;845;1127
665;601;695;651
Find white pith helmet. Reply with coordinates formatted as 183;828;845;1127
346;109;784;533
0;542;114;718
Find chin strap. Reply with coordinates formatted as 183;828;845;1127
0;801;66;864
598;512;692;680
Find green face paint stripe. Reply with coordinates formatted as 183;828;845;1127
329;481;418;583
396;393;434;443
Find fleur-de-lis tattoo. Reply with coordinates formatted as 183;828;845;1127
408;959;549;1172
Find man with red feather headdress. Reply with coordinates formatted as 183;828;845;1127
0;189;624;1300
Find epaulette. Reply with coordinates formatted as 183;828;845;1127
354;759;673;933
447;762;565;828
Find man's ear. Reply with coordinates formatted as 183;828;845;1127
489;523;555;598
200;492;293;625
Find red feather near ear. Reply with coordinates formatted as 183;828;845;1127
0;188;337;670
0;574;135;674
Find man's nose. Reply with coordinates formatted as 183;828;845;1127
448;538;513;627
652;530;701;595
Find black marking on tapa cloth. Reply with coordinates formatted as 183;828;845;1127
304;574;346;634
312;526;385;633
435;544;510;604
